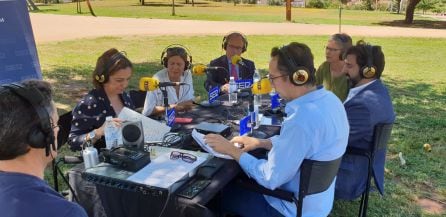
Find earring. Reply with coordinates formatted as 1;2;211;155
95;75;105;83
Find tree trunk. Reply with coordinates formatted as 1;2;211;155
405;0;421;24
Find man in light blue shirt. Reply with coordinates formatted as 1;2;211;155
205;42;349;217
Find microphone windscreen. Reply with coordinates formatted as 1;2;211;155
139;77;159;91
231;55;242;65
252;78;272;95
192;64;207;76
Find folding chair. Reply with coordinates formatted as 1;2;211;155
129;90;147;113
237;157;342;217
345;123;393;217
53;111;73;192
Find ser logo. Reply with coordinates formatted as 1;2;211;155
0;17;5;23
236;79;253;89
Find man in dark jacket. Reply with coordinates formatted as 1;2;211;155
335;41;396;200
204;32;256;94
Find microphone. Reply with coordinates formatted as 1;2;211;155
139;77;186;91
231;55;245;67
238;77;272;95
63;155;83;164
192;64;221;76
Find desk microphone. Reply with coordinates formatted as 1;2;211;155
238;77;272;95
139;77;186;91
231;55;246;67
192;64;223;76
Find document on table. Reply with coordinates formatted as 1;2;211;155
126;149;208;191
192;129;233;160
118;107;171;142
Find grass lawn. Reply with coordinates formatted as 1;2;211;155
32;0;437;26
40;35;446;216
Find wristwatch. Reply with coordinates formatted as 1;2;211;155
88;130;96;142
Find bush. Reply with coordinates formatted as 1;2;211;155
267;0;283;6
241;0;257;3
307;0;326;8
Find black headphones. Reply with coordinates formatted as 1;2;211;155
222;32;248;53
0;83;54;156
277;46;311;86
160;44;193;71
360;44;377;79
95;51;128;83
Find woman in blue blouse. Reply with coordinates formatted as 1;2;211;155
68;48;135;151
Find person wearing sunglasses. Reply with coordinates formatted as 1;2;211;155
0;80;88;217
315;33;352;102
205;42;349;217
142;46;194;116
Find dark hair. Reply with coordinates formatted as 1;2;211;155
270;42;316;86
345;40;385;79
0;80;54;160
165;47;189;65
330;33;352;60
92;48;133;89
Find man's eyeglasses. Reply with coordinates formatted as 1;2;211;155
325;46;341;52
170;151;197;163
267;74;288;83
227;44;243;51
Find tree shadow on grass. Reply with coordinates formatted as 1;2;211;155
375;20;446;30
132;1;212;7
135;3;185;7
33;9;59;13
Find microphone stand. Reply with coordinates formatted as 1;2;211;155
160;87;169;124
247;90;267;139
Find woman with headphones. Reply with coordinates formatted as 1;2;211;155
69;48;135;151
142;45;195;117
315;33;352;102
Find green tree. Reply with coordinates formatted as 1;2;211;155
416;0;437;13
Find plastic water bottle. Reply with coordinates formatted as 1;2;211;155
253;95;261;129
270;88;280;113
253;70;261;128
253;69;261;84
82;145;99;169
104;116;119;149
229;76;238;105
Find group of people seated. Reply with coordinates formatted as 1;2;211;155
0;31;395;217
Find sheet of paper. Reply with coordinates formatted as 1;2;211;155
126;150;207;190
118;107;171;142
192;129;233;160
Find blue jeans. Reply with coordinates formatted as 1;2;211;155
221;184;284;217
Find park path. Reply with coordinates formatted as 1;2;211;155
30;13;446;43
